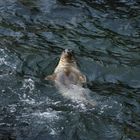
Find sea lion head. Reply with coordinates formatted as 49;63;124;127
59;49;76;64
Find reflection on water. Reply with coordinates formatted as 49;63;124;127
0;0;140;140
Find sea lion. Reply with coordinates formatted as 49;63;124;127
45;49;86;87
45;49;96;107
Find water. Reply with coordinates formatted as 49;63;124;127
0;0;140;139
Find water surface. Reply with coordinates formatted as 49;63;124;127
0;0;140;140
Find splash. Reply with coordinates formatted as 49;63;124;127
0;48;18;69
19;78;36;104
57;84;95;107
22;78;35;93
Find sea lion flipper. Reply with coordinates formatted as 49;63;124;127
45;74;56;81
79;74;86;83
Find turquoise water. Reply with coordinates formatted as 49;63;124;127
0;0;140;140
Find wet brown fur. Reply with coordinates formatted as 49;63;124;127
45;50;86;86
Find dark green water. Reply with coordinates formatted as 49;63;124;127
0;0;140;140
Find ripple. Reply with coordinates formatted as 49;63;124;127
0;0;140;140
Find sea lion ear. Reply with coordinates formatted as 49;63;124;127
79;74;87;83
45;74;56;81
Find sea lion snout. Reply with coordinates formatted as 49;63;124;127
64;49;73;55
63;49;74;57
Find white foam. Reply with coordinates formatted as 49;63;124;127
58;84;88;101
8;104;17;113
0;48;17;69
22;78;35;93
57;84;95;107
31;110;61;123
50;128;57;135
0;58;6;65
21;98;36;105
